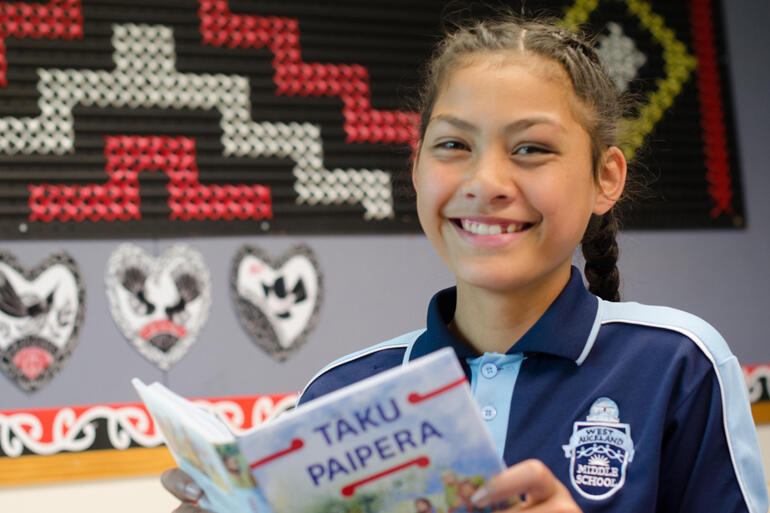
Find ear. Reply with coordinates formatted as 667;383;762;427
593;146;627;215
411;143;421;191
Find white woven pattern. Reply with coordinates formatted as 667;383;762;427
597;22;648;93
1;23;393;219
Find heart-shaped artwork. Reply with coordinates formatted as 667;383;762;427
231;244;322;361
105;244;211;370
0;251;85;392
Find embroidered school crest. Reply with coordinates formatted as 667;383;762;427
105;243;211;370
562;397;635;501
230;244;322;361
0;251;84;392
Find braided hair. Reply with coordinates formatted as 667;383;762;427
415;15;632;301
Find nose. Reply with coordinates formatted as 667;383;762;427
460;149;518;204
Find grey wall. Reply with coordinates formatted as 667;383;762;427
1;0;768;410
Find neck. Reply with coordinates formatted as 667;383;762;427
450;265;572;354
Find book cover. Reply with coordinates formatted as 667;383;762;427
134;348;506;513
239;348;505;513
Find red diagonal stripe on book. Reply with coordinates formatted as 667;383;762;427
0;0;83;86
249;437;304;469
340;456;430;497
407;377;466;404
197;0;418;148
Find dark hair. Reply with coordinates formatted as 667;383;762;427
416;14;632;301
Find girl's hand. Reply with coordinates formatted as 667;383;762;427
471;459;582;512
160;468;214;513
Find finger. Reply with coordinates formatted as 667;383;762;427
161;468;204;502
471;459;560;508
172;503;215;513
506;498;580;513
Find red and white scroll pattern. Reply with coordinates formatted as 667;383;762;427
0;393;297;457
744;364;770;404
4;364;770;457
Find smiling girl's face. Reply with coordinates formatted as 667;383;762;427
414;53;619;296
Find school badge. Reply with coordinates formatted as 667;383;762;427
562;397;635;501
230;244;322;361
0;251;84;392
105;243;211;370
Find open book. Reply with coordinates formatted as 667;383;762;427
133;348;508;513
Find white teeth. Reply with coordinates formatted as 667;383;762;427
460;219;523;235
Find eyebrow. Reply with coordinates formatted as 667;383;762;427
428;114;565;134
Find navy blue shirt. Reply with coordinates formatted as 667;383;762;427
299;268;767;512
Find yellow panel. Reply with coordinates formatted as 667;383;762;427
0;447;174;487
752;402;770;425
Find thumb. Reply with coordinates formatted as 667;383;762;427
471;460;561;508
161;468;204;502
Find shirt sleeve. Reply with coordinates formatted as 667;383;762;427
658;358;767;513
296;346;406;407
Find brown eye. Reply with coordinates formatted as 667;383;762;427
436;140;469;151
513;145;549;155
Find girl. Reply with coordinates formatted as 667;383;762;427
162;14;767;513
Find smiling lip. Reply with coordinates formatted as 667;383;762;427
450;217;534;247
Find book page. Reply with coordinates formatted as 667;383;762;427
133;379;273;513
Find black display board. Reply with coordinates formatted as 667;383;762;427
0;0;742;239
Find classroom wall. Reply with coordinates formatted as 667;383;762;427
0;0;766;410
0;0;768;510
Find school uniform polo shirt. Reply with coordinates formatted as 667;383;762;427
298;267;767;513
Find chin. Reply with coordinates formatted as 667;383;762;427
452;258;572;295
454;267;529;292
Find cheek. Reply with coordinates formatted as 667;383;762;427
532;174;596;233
414;167;451;217
413;173;439;234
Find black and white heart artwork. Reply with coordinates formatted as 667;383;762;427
231;244;322;361
105;243;211;370
0;251;85;392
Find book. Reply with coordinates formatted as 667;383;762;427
133;347;508;513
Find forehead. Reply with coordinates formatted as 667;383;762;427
460;50;569;79
432;52;585;127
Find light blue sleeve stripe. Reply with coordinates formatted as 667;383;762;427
601;301;769;513
719;355;768;513
297;329;425;404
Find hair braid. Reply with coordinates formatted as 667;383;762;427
581;212;620;301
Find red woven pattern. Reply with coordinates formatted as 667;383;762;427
198;0;419;148
689;0;733;218
0;0;83;86
28;136;273;222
